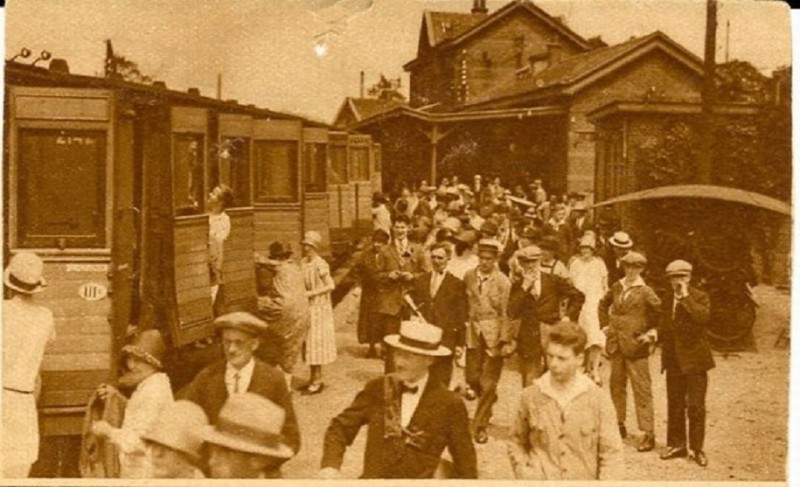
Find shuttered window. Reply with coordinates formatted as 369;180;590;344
254;140;298;202
221;137;251;207
17;129;107;248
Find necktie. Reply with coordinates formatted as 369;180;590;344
401;383;419;395
233;372;241;393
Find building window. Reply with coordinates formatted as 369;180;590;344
304;142;328;193
329;145;348;184
220;137;251;207
349;146;370;182
173;134;205;215
17;129;107;248
254;140;298;202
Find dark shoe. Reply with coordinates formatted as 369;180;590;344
474;428;488;444
618;423;627;439
463;387;477;401
637;433;656;452
660;446;688;460
301;382;325;395
366;347;377;359
693;451;708;467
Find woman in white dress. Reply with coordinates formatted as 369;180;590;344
568;231;608;383
300;231;337;395
2;252;55;478
208;184;234;310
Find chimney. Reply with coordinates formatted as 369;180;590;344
49;58;70;74
472;0;488;15
547;42;564;66
360;71;365;98
187;87;200;96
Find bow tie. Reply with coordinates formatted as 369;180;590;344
400;383;419;395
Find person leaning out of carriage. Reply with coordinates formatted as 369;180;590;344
319;320;477;479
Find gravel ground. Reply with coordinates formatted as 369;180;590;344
282;285;790;481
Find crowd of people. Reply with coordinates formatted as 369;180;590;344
2;174;716;480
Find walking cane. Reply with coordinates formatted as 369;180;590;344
403;293;427;322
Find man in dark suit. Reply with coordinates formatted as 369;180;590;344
181;312;300;477
376;214;430;373
508;245;585;387
353;229;391;358
657;260;713;468
319;320;477;479
409;242;468;388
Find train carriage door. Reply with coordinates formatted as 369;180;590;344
170;107;214;347
372;142;383;196
302;127;331;256
251;119;303;254
349;134;373;238
218;113;256;313
328;131;350;251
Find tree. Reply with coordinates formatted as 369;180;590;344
367;74;405;101
105;39;153;84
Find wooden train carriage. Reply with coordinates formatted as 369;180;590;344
303;126;332;255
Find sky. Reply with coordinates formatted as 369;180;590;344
5;0;792;123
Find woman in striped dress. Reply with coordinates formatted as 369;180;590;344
300;231;337;395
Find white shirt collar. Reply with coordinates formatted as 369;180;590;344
225;358;256;394
535;371;593;409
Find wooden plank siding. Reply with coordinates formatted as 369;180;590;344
172;217;213;345
303;192;331;256
253;206;302;254
40;370;110;409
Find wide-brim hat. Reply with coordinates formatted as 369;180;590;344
609;231;633;249
572;201;588;212
202;393;294;459
665;259;693;276
214;311;269;337
142;400;209;463
384;320;451;357
4;251;46;294
121;329;166;370
301;231;322;250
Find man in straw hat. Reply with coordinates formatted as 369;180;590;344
2;251;55;477
320;320;477;479
508;245;584;387
203;392;295;478
142;400;209;478
606;230;634;284
463;238;513;444
181;311;300;467
658;260;713;468
508;322;623;480
599;251;661;453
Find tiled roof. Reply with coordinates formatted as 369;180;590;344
424;11;485;47
348;98;407;121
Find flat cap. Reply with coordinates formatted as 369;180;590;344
665;259;693;276
214;311;268;336
620;251;647;267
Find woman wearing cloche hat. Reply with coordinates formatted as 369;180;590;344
300;231;337;395
2;251;56;478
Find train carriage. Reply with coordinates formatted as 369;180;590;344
3;59;380;474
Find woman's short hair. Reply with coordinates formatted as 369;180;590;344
547;322;587;356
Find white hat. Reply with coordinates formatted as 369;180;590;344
477;238;503;255
4;251;46;294
609;231;633;249
142;400;209;463
579;232;596;250
202;393;294;459
384;320;451;357
301;231;322;249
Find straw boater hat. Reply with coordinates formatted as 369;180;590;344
620;251;648;267
142;400;209;464
121;329;166;370
384;320;451;357
202;392;294;459
609;231;633;249
301;231;322;250
477;238;503;255
214;311;269;337
4;251;46;294
665;260;693;277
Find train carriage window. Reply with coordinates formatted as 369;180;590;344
173;134;205;214
17;129;107;248
220;137;251;207
254;140;298;202
349;146;370;182
303;143;327;193
329;145;347;185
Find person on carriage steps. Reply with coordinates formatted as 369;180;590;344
319;320;477;479
180;311;300;477
657;260;713;468
208;184;234;314
2;251;56;478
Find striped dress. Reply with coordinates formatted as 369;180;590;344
301;255;337;365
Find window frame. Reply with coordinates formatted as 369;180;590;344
253;139;300;203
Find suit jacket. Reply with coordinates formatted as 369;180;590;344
321;375;477;479
410;271;468;349
180;359;301;466
375;241;429;316
354;248;384;343
659;286;715;374
464;266;512;350
599;280;662;358
508;272;585;327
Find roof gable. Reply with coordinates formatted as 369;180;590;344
333;97;407;127
467;31;705;107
